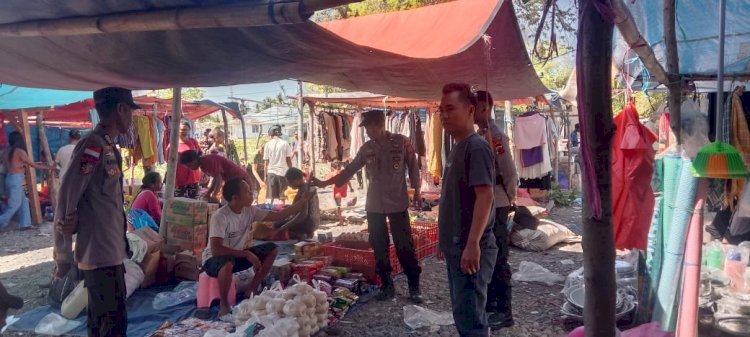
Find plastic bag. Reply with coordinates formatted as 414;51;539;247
124;259;144;299
512;261;564;286
35;313;82;336
204;329;230;337
152;281;198;310
128;208;159;232
403;305;454;331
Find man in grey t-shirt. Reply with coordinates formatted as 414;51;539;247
438;83;497;337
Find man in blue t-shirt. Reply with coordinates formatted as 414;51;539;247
438;83;498;337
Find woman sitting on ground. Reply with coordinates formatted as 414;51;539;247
129;172;163;231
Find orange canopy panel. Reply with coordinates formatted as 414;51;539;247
318;0;498;59
0;0;547;101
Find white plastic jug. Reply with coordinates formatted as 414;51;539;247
60;281;87;320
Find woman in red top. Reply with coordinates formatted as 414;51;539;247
170;122;202;198
130;172;163;231
180;150;250;202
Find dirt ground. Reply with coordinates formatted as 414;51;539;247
0;187;587;337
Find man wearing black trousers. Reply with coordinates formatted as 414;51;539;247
475;90;517;329
313;109;423;303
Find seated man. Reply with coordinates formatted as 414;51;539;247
202;176;315;317
272;168;320;240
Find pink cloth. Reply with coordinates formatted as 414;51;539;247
170;138;202;186
514;113;546;149
131;189;162;224
200;154;247;180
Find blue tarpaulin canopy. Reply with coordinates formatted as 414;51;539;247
615;0;750;79
0;85;90;110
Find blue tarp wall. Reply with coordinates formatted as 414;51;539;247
614;1;750;78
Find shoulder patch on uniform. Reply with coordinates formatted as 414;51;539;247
491;136;505;155
83;145;102;160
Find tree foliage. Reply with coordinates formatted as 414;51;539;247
313;0;453;21
147;87;205;100
253;93;290;113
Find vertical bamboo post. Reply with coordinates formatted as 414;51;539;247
160;88;182;238
297;80;305;168
36;111;57;210
664;0;681;146
308;101;317;176
504;100;514;161
221;108;230;154
578;1;617;336
18;110;43;225
240;114;248;163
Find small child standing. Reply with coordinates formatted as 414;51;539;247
326;162;352;225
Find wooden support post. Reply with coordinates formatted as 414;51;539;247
221;108;230;155
578;1;617;336
36;111;57;210
664;0;682;145
504;100;514;162
240;114;248;163
307;101;317;177
18;110;43;225
160;88;182;238
297;80;305;168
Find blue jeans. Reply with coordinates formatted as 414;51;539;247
444;238;498;337
0;173;32;229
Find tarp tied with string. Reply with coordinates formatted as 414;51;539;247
0;0;546;100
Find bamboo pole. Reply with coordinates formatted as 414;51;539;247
297;80;305;168
36;111;57;211
0;0;359;37
578;1;617;336
308;101;317;177
664;0;682;146
611;0;669;86
221;108;230;157
240;114;248;163
160;88;182;238
18;110;43;225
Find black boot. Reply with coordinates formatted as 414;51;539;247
376;275;395;301
488;312;514;330
407;274;424;304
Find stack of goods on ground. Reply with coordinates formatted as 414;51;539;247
698;240;750;335
560;259;638;324
165;198;212;256
506;205;578;252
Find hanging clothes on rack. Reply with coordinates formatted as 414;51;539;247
133;115;154;159
727;86;750;207
514;111;553;186
349;111;365;159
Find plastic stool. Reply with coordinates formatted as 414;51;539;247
197;272;237;308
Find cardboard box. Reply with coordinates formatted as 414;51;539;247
132;227;164;254
174;252;201;281
165;212;208;226
167;223;208;256
166;198;208;217
139;251;160;288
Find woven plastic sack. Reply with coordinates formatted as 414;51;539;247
510;220;574;251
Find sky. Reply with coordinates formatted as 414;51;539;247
199;80;297;104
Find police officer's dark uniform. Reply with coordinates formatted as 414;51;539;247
54;87;137;337
323;110;423;301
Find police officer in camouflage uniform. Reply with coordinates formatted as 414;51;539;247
54;87;137;337
313;110;423;303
